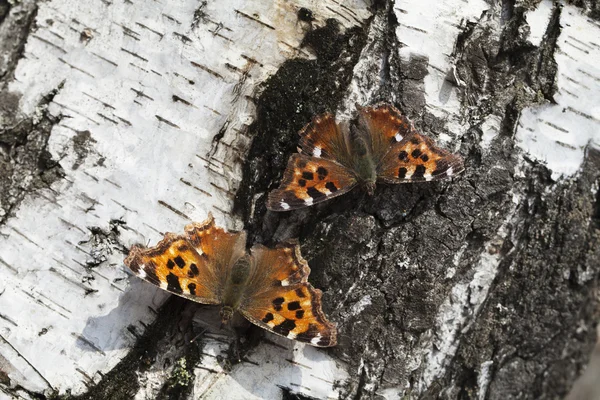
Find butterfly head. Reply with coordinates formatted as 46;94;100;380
365;181;376;196
220;305;235;328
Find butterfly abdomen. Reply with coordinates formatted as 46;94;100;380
222;256;252;311
349;135;377;187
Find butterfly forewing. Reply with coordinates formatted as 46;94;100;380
124;214;246;304
357;104;416;162
297;113;352;165
239;243;337;347
267;154;357;211
377;132;465;183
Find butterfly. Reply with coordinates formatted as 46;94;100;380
124;214;337;347
267;103;465;211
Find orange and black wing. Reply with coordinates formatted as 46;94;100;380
239;242;337;347
297;112;351;165
124;214;245;304
377;131;464;183
357;103;416;162
267;154;357;211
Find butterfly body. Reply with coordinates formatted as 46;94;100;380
346;125;379;194
267;104;465;211
219;255;251;325
124;214;337;347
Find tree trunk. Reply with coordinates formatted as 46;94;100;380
0;0;599;399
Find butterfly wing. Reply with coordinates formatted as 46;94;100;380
357;103;415;162
124;214;245;304
239;242;337;347
267;153;357;211
377;131;464;183
297;113;352;165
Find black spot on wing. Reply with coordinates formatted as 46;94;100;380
411;149;422;159
262;312;274;323
174;256;185;268
188;263;199;277
298;179;306;187
166;273;183;294
306;187;326;201
295;288;306;298
398;167;407;179
167;259;175;269
273;319;296;336
296;310;305;319
302;171;314;180
398;151;408;162
188;283;196;295
421;154;429;162
413;165;426;180
317;167;328;179
325;182;338;193
287;301;301;311
273;297;284;311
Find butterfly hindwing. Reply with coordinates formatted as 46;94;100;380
124;213;246;304
377;131;465;183
267;153;357;211
240;242;337;347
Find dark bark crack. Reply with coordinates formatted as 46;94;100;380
0;87;65;227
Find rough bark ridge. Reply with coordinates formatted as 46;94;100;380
0;0;598;399
0;0;64;227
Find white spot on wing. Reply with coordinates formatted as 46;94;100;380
280;201;290;210
394;133;403;142
287;332;297;340
281;278;290;286
424;173;433;181
159;281;168;290
138;268;147;279
447;167;453;176
304;198;313;206
313;147;322;157
310;335;322;345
